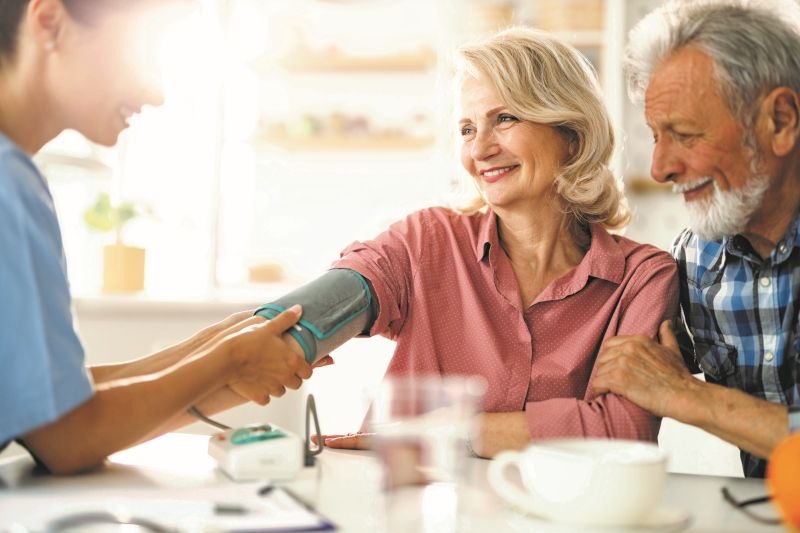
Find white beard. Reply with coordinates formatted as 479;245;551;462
682;175;770;240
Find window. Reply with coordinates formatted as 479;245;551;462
44;0;456;299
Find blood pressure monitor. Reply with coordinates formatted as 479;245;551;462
208;423;304;481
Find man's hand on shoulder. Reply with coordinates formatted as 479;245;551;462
593;320;701;418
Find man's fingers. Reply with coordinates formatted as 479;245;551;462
262;305;303;334
658;320;680;352
592;362;617;392
601;335;637;349
591;380;612;396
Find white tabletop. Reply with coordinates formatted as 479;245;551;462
0;433;782;532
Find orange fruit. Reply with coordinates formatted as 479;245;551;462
767;432;800;528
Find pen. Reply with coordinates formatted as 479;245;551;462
214;502;251;515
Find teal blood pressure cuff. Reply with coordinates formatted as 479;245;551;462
254;268;374;364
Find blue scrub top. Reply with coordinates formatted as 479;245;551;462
0;132;93;445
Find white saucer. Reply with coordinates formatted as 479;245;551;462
505;506;691;533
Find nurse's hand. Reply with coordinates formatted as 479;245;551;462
221;306;312;405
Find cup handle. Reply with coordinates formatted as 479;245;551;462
487;451;539;515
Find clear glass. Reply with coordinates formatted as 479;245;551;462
368;375;486;533
370;376;486;488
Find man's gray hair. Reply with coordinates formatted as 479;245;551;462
625;0;800;132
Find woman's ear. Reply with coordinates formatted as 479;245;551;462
762;87;800;157
26;0;67;52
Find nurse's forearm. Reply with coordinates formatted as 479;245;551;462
90;311;257;383
135;331;307;443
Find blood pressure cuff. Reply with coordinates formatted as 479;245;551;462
254;268;375;364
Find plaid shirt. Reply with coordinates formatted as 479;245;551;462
672;213;800;478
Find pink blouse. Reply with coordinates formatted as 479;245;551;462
333;207;678;441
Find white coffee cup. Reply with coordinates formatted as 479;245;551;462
488;438;668;526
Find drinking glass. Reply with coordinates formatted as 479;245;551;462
369;375;486;533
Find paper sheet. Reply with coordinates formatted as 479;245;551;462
1;485;335;532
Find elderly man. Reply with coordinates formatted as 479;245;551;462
594;0;800;478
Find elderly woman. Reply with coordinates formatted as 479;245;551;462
257;27;678;456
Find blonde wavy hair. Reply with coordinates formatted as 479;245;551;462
456;27;630;231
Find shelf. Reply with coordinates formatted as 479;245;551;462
278;49;437;73
35;152;111;173
256;134;435;151
255;134;435;151
548;30;606;47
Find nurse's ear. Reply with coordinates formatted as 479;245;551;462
26;0;68;53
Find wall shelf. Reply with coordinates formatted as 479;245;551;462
278;49;437;73
35;152;111;173
257;134;435;151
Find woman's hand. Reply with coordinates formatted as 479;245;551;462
471;412;530;458
313;432;373;450
312;355;335;369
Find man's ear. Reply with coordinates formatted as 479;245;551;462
762;87;800;157
26;0;67;51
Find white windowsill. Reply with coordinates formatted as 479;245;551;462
73;283;299;317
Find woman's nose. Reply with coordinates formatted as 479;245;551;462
470;128;500;161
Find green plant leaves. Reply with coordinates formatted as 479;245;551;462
83;192;139;233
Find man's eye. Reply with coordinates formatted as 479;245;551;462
674;131;696;142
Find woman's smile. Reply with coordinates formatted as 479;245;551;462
480;165;519;183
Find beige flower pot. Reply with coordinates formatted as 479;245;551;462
102;243;145;293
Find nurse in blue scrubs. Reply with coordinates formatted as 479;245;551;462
0;0;311;474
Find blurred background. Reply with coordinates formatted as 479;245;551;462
24;0;739;475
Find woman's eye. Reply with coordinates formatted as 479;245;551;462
498;113;519;124
460;125;475;137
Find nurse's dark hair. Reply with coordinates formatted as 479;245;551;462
0;0;28;59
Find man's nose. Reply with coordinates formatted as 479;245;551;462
650;138;682;183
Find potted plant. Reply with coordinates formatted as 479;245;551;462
84;192;145;293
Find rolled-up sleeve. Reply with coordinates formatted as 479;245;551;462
332;214;426;340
